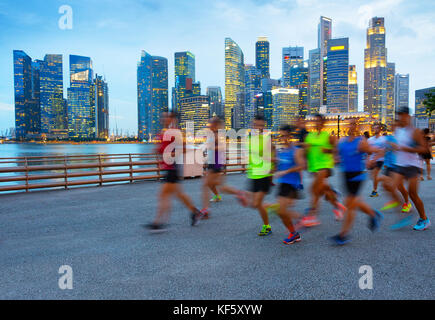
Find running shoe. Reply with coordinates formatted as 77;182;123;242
258;225;272;236
390;215;413;230
144;223;168;233
300;215;321;227
413;218;431;231
330;234;351;246
210;194;222;202
401;202;412;213
381;201;400;211
333;202;346;221
200;208;209;220
369;190;379;197
191;209;201;226
283;232;301;244
369;210;384;232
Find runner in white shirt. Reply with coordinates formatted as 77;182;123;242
367;123;387;197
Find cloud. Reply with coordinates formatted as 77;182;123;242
0;102;14;111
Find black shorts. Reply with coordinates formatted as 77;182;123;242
343;171;365;196
164;168;180;183
369;161;384;170
395;166;422;179
249;176;272;193
421;153;433;160
277;183;299;199
207;164;223;173
382;166;399;177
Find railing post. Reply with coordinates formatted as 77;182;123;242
25;157;29;192
98;155;103;186
64;155;68;189
129;153;133;183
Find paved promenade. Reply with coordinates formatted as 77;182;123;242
0;171;434;299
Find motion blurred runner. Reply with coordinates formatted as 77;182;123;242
301;114;345;227
332;119;384;245
367;123;387;197
146;112;202;232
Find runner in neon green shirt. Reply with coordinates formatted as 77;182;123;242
300;114;345;227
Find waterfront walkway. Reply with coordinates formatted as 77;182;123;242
0;171;434;299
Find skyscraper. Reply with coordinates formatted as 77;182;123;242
386;62;395;125
364;17;388;123
282;46;304;87
137;51;168;140
173;51;196;113
348;65;358;113
13;50;37;140
415;87;435;131
179;95;210;132
225;38;245;129
394;73;409;112
308;48;321;114
244;64;262;127
207;86;223;118
255;37;270;79
290;61;309;116
94;74;109;139
39;54;66;136
326;38;349;113
67;55;94;139
318;16;332;106
271;88;299;130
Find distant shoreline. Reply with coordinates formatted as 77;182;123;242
0;141;153;145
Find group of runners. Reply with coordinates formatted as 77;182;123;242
146;107;432;246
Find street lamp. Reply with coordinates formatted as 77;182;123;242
337;115;341;139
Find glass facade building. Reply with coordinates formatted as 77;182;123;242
326;38;349;113
255;37;270;79
137;51;168;140
94;74;109;139
244;64;262;128
415;87;435;131
173;51;196;113
67;55;94;139
364;17;388;124
282;46;304;88
290;62;309;116
348;65;358;113
225;38;245;129
318;16;332;106
394;73;409;112
207;86;223;118
179;95;210;132
386;62;396;125
271;88;299;130
39;54;66;136
308;48;321;115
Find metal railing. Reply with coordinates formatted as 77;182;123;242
0;152;246;193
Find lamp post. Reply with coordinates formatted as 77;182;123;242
337;114;341;139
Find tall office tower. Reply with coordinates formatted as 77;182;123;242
254;92;273;129
364;17;388;123
207;86;223;118
179;95;210;132
225;38;245;129
234;91;246;130
308;48;321;114
173;51;196;113
244;64;262;127
94;74;109;139
261;78;281;92
386;63;395;125
290;61;309;116
255;37;270;79
39;54;66;136
137;51;168;141
271;88;299;130
282;46;304;87
394;73;409;112
67;55;94;139
318;16;332;106
326;38;349;113
348;65;358;113
13;50;40;140
415;87;435;131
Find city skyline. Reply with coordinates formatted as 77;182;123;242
1;0;435;134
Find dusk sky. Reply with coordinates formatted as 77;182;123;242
1;0;434;134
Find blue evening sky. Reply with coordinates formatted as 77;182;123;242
0;0;434;134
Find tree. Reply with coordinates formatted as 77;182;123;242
423;89;435;117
